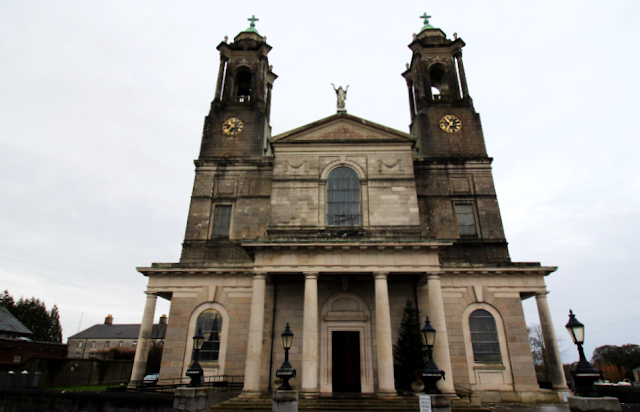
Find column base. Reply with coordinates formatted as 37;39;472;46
239;390;262;398
300;390;319;399
377;390;398;399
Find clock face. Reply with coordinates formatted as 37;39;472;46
222;118;244;136
439;115;462;133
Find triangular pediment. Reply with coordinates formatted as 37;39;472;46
271;113;415;144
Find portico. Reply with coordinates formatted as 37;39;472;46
239;241;451;396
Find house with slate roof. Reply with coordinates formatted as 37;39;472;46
0;306;67;363
0;306;32;340
66;314;167;359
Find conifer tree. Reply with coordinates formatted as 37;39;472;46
393;299;428;392
0;290;63;342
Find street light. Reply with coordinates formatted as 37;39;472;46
565;310;602;397
186;327;205;387
275;323;297;390
420;317;445;394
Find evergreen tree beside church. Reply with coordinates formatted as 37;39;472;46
0;290;62;342
393;300;427;393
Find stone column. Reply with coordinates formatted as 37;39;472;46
454;52;469;98
301;272;319;397
536;292;569;389
131;292;157;383
407;81;416;120
215;57;228;101
427;274;455;394
373;272;396;397
242;273;267;396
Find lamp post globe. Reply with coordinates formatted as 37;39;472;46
565;310;602;397
420;317;445;394
186;326;205;387
275;323;297;390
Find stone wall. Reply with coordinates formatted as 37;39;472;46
0;388;173;412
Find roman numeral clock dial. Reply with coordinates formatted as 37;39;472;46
222;117;244;136
439;115;462;133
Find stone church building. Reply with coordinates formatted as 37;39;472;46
131;17;568;403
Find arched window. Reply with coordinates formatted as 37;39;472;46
327;167;361;227
233;69;252;102
194;309;222;362
469;309;502;363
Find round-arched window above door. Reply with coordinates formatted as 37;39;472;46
327;166;361;227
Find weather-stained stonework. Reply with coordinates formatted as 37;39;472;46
132;19;568;404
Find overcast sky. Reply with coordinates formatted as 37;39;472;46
1;1;638;363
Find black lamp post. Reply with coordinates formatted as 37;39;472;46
565;310;603;397
275;323;297;390
186;327;205;387
420;317;445;394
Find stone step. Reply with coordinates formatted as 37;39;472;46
210;396;490;412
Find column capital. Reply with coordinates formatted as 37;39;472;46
426;272;441;280
454;51;463;58
372;272;389;280
535;291;550;298
252;273;267;280
303;272;320;279
144;291;158;297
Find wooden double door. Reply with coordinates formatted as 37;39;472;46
331;331;361;393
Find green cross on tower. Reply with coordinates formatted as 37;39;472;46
419;12;435;32
244;15;260;34
248;15;259;28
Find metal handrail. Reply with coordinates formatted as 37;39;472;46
109;375;244;394
454;383;473;402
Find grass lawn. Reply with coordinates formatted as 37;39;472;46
46;385;110;391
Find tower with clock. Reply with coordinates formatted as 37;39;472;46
131;15;568;405
201;15;277;159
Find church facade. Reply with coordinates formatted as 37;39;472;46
131;17;568;403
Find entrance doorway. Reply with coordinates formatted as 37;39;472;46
332;331;361;393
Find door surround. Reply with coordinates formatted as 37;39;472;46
319;292;374;394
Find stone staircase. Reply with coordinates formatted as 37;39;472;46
210;395;489;412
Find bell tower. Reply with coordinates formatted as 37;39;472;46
179;17;277;264
403;14;485;158
406;15;510;263
200;16;277;159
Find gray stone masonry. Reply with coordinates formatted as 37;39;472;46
568;396;622;412
173;387;209;412
273;390;298;412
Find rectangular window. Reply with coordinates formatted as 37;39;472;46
455;204;477;236
132;341;138;348
118;341;124;348
13;355;21;363
90;341;96;348
74;352;80;358
77;341;83;348
212;205;232;236
104;341;110;349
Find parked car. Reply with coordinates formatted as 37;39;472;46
142;374;159;386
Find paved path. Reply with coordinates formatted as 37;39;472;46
485;404;570;412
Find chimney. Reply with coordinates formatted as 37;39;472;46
159;314;167;325
104;314;113;325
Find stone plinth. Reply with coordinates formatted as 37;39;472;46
273;390;298;412
430;394;452;412
568;396;621;412
174;387;208;412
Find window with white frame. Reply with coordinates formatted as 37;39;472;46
454;203;477;236
212;205;232;236
469;309;502;363
327;167;361;227
194;309;222;362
